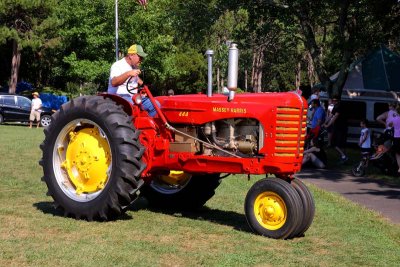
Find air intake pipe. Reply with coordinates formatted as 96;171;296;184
227;43;239;102
205;49;214;97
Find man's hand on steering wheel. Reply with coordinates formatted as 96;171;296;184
126;72;144;95
128;69;141;77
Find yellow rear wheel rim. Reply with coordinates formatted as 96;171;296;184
63;127;111;194
160;171;191;186
254;192;287;230
151;171;192;194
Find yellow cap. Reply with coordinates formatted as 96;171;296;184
127;44;148;57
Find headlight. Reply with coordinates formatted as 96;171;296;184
134;94;142;104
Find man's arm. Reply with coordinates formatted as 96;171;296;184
111;69;141;87
35;99;42;111
376;111;388;127
324;112;339;127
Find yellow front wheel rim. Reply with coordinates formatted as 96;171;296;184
254;192;287;230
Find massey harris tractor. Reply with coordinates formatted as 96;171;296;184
40;44;314;239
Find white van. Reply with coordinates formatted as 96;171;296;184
319;89;400;143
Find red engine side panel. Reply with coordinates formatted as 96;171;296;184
156;93;303;125
134;92;307;176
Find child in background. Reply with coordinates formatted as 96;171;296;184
359;119;371;154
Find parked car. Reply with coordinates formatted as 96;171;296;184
319;89;399;143
0;93;54;127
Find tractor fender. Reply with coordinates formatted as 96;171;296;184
100;93;158;131
99;93;136;116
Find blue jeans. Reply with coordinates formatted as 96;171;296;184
119;94;159;117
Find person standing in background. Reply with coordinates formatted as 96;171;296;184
308;99;326;140
376;102;398;139
376;102;398;128
29;92;42;128
359;119;371;154
323;97;348;163
324;98;335;146
390;105;400;173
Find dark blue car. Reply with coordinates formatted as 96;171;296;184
0;93;54;127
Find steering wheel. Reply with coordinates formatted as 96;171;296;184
126;74;142;95
126;68;160;95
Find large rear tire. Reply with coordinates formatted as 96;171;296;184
289;178;315;237
244;178;303;239
141;172;221;210
40;96;146;220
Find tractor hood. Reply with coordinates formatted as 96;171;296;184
156;92;306;125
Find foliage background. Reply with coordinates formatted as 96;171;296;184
0;0;399;98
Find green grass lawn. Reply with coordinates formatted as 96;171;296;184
1;124;400;266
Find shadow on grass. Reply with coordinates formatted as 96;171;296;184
34;199;252;233
33;201;133;221
130;197;252;234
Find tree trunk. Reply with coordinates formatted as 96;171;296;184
251;46;264;93
295;5;332;95
9;39;21;94
244;69;248;92
217;67;220;93
295;61;301;89
332;49;352;97
36;51;43;88
306;52;317;87
295;1;353;98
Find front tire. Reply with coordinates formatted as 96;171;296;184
244;178;303;239
352;163;365;177
40;96;146;220
141;172;221;210
289;178;315;237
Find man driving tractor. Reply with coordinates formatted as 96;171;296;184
107;44;157;116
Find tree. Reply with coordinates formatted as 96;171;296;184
279;0;400;97
54;0;116;92
0;0;59;93
208;9;248;92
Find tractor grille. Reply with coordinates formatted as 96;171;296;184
274;107;307;157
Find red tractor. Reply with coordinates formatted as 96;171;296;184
40;44;313;239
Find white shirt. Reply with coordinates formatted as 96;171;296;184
360;128;371;148
107;58;139;95
31;98;42;111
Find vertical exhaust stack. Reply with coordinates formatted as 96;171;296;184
205;50;214;97
227;43;239;102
